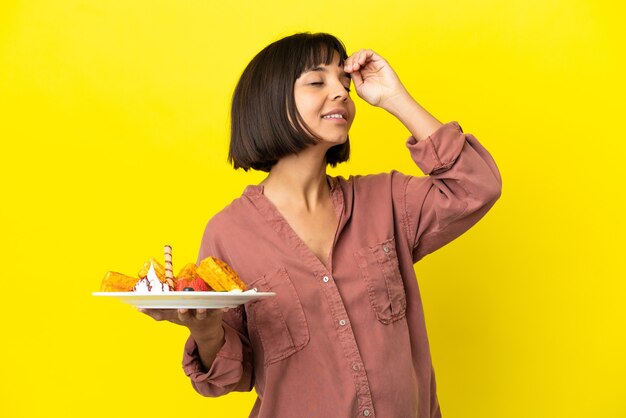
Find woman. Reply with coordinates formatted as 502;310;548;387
141;32;501;418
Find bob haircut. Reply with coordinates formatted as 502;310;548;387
229;32;350;172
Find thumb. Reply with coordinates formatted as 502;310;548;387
350;71;364;91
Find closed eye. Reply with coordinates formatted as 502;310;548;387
309;81;351;93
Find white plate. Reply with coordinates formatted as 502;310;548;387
92;290;275;309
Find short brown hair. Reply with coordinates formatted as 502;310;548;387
228;32;350;172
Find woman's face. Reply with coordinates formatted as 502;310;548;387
293;51;356;147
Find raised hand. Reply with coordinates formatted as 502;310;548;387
343;49;408;109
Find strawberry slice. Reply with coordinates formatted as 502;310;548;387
190;278;210;291
175;279;192;291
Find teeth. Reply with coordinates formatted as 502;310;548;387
322;114;344;119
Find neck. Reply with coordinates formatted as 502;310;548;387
260;146;331;212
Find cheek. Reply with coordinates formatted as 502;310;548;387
294;95;316;120
348;103;356;125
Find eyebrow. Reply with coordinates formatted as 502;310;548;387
306;66;351;80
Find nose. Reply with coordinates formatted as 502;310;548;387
329;78;349;101
332;86;349;101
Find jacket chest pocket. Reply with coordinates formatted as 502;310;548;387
246;267;309;366
354;237;407;324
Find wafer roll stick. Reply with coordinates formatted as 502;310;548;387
164;245;175;288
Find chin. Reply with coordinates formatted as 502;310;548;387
323;135;348;145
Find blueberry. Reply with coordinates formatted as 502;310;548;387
183;287;194;291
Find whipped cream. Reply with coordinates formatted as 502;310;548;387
133;262;171;292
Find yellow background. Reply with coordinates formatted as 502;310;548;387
1;0;624;417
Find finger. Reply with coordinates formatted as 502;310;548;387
362;49;375;64
344;54;356;73
139;308;163;321
345;50;364;72
350;70;364;90
195;308;208;320
358;48;368;65
352;49;366;71
352;48;365;71
178;308;192;322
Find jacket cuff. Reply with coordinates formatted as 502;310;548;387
406;121;466;175
182;323;244;386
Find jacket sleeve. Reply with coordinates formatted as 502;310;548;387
182;306;253;396
394;121;502;262
180;224;254;397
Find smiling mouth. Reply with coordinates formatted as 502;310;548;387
321;113;345;120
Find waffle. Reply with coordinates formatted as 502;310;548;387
197;257;247;291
